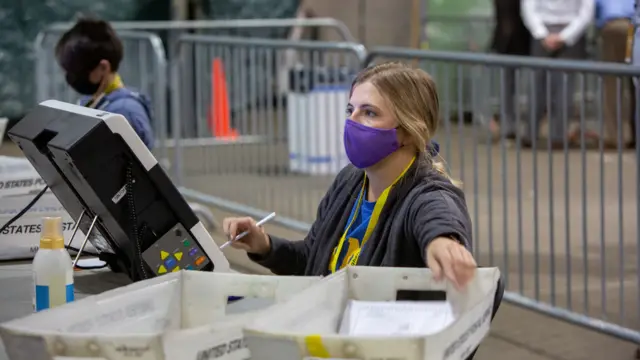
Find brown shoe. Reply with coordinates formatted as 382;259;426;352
488;117;500;142
567;123;599;147
489;116;517;141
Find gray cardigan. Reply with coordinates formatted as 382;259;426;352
249;159;473;276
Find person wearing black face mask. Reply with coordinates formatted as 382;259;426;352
55;17;154;149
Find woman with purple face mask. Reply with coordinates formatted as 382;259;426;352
223;62;476;290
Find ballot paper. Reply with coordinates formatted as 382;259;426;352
339;300;456;336
75;258;107;269
0;118;7;147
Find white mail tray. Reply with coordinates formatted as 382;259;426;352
243;266;501;360
0;270;319;360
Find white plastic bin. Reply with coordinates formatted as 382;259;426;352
0;169;45;198
286;66;353;176
0;270;320;360
0;156;34;176
243;266;501;360
0;192;99;259
287;88;350;175
0;156;219;259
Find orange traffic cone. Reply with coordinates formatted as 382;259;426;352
208;58;238;139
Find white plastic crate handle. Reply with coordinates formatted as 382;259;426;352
182;272;321;326
0;330;118;360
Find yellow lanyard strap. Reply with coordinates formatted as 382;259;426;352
103;73;124;94
87;74;124;108
330;156;416;273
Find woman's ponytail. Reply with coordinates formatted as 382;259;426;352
428;141;462;188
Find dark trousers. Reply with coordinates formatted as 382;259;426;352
528;24;587;142
631;77;638;146
495;67;517;136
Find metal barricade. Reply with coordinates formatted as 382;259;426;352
361;47;640;343
42;18;356;50
171;34;366;233
33;30;169;166
177;37;640;343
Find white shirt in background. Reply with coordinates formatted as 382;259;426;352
521;0;596;46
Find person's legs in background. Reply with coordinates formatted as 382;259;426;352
546;66;568;146
601;18;632;148
630;77;637;148
487;0;530;142
490;67;518;140
524;24;588;148
502;67;518;138
523;38;548;146
550;25;588;147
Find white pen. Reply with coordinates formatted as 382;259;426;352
219;212;277;249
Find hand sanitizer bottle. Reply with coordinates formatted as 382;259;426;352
32;216;74;312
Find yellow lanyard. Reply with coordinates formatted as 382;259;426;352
86;74;124;108
329;156;416;273
104;73;124;94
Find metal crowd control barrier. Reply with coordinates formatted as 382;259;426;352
171;34;366;231
364;48;638;343
41;18;356;52
176;37;640;344
44;17;355;38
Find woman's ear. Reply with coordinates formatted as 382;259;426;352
396;128;413;147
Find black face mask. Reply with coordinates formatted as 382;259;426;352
65;72;101;95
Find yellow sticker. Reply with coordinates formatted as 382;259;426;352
304;335;330;358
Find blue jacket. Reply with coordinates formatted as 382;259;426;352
79;88;154;149
595;0;635;28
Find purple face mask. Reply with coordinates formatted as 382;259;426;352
343;119;400;168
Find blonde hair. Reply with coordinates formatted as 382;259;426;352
351;62;461;187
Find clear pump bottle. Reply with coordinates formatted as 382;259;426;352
32;216;74;312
